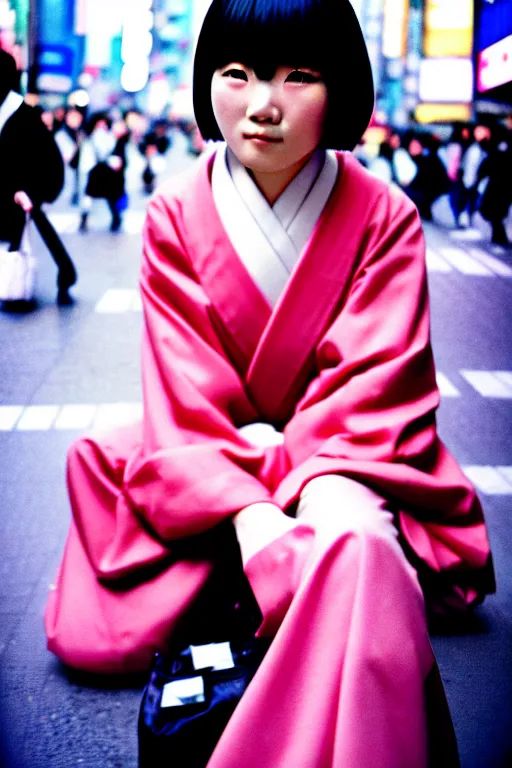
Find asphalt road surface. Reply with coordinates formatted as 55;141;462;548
1;135;511;768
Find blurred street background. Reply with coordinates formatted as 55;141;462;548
1;0;512;766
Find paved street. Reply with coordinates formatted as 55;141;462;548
1;136;512;768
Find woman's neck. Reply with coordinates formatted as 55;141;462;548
248;152;315;206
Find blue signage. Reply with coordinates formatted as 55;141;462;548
476;0;512;52
36;43;74;76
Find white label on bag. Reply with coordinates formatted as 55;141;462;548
190;642;235;671
161;676;205;708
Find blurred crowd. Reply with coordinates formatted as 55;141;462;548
1;33;511;314
37;103;203;234
21;86;511;251
38;100;512;250
357;118;512;248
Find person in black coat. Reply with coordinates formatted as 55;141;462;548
80;114;129;233
477;128;512;247
0;49;77;305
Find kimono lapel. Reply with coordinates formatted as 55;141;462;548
179;151;272;374
212;146;291;307
245;153;367;424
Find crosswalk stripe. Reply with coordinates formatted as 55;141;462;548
95;289;138;313
438;247;494;276
47;210;146;235
462;466;512;495
93;402;143;430
15;405;60;431
0;405;24;431
494;372;512;390
94;288;141;313
467;248;512;278
54;404;98;430
449;228;483;242
436;372;461;397
426;247;452;273
0;403;143;432
461;370;512;398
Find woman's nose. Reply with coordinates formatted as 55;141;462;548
246;84;281;124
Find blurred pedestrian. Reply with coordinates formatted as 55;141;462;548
55;107;85;206
478;128;512;247
0;49;77;307
138;118;172;195
367;138;394;183
389;130;417;189
401;132;449;221
441;123;471;227
79;112;128;233
458;124;490;227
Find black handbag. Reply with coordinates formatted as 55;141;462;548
138;522;270;768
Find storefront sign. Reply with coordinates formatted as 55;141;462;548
419;57;473;102
424;0;473;57
382;0;408;59
477;33;512;91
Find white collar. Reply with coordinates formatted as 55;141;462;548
212;144;338;306
0;90;23;135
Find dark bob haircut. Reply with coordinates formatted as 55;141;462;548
193;0;374;152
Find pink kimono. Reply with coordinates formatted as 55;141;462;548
46;150;494;767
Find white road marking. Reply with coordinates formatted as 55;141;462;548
54;404;98;430
461;370;512;398
0;406;24;431
93;402;143;430
426;247;452;273
468;248;512;278
449;228;483;242
122;211;146;235
463;466;512;495
438;247;493;276
46;212;78;233
47;210;145;235
15;405;60;431
0;403;143;432
95;289;138;313
494;372;512;390
130;292;143;311
436;372;461;397
496;466;512;487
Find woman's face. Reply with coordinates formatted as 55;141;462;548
211;63;328;194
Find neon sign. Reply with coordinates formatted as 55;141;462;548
477;33;512;91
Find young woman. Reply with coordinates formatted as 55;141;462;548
46;0;494;764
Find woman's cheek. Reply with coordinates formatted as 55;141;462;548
213;90;242;127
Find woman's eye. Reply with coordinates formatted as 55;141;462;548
285;70;321;84
222;69;248;81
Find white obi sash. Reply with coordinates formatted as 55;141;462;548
211;143;338;308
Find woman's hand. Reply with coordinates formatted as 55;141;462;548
14;191;33;213
233;502;299;565
233;502;315;636
107;156;123;171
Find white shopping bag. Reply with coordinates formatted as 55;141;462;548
0;220;37;302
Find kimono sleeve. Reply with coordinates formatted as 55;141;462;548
274;189;482;524
123;193;275;541
274;188;493;603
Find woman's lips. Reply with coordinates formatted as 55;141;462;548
243;134;283;144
